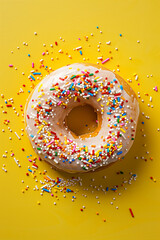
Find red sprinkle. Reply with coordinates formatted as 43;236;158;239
129;208;134;218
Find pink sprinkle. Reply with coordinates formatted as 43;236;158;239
46;140;54;146
102;58;110;64
68;139;73;143
32;62;34;68
42;52;45;56
72;144;76;154
155;86;158;92
67;90;70;95
9;64;13;67
57;101;62;106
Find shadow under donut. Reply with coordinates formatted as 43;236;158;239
45;113;149;199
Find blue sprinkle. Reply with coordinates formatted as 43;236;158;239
111;188;117;191
120;34;122;37
132;174;137;177
33;72;41;75
30;134;34;138
70;83;74;89
28;168;32;172
88;93;93;96
30;75;35;81
117;151;123;155
42;188;50;193
79;50;82;55
122;113;126;116
28;54;30;57
106;187;109;191
120;85;123;90
107;112;112;115
66;188;72;193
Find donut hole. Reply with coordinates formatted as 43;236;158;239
65;104;98;136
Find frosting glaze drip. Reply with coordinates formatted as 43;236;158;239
25;63;139;173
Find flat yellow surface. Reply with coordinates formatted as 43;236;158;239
0;0;160;239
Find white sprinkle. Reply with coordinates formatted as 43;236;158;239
76;46;82;50
14;132;21;140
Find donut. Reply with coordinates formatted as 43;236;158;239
25;63;139;173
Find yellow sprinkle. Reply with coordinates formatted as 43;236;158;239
85;146;88;152
97;98;101;102
37;125;44;134
38;84;43;92
120;128;126;133
89;159;93;163
95;150;101;156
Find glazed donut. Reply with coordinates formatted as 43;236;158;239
25;63;139;173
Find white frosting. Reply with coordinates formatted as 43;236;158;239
25;63;139;173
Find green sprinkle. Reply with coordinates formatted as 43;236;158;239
94;80;97;82
79;89;82;94
37;148;41;150
78;157;82;160
131;138;134;140
87;88;92;91
71;75;76;80
117;118;119;123
50;88;55;91
89;73;94;76
55;152;58;156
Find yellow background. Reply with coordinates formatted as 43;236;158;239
0;0;160;239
